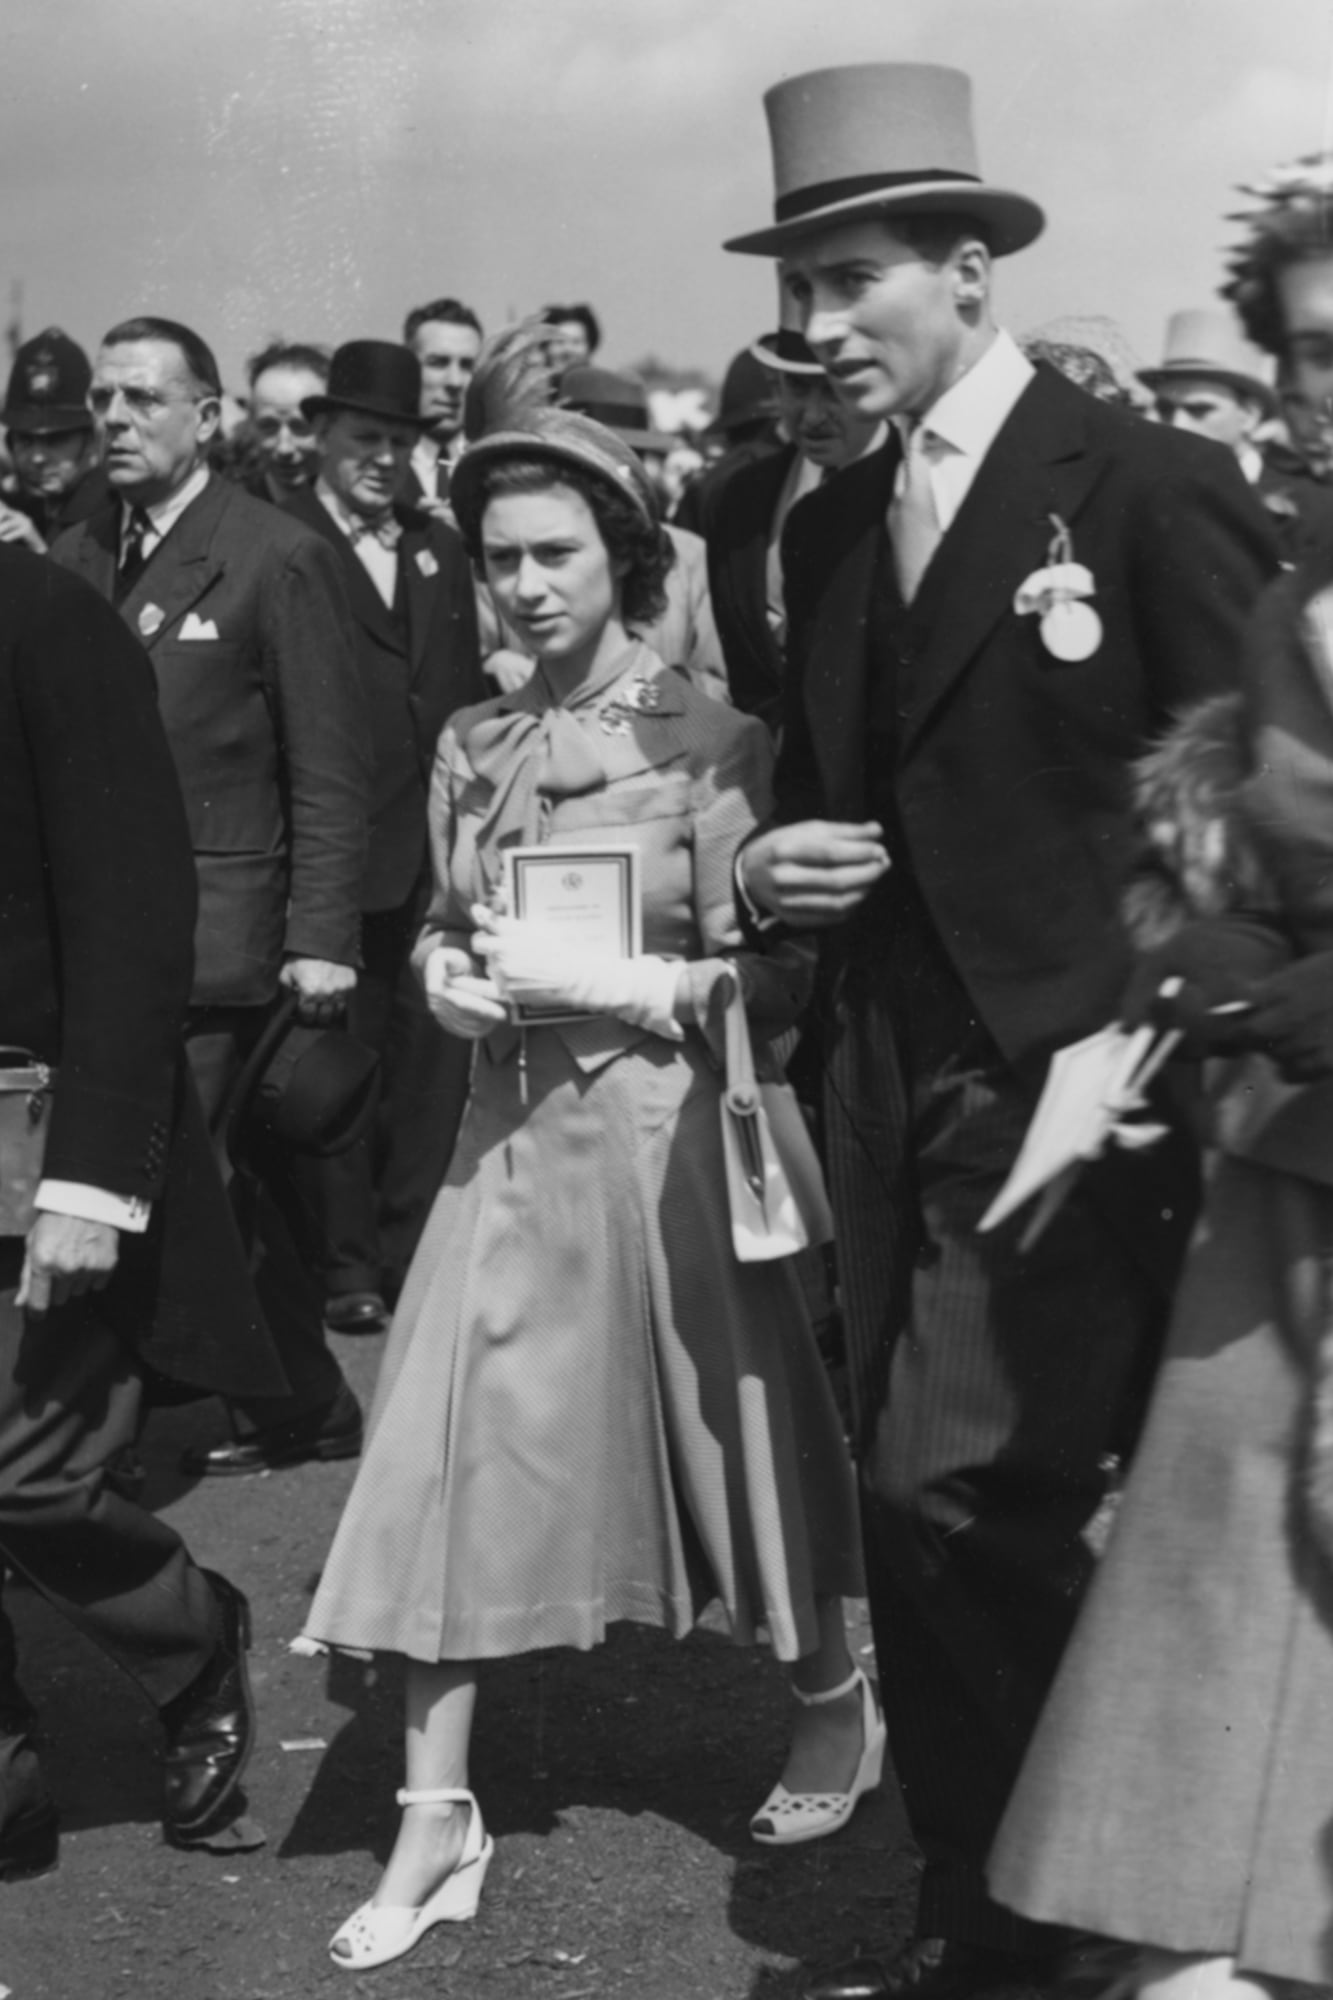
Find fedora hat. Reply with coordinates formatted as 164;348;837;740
725;63;1045;259
705;347;778;437
559;365;678;454
1137;309;1276;407
226;996;380;1174
301;339;429;427
749;328;825;377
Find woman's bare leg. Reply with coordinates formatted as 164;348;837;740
779;1595;867;1794
368;1661;478;1912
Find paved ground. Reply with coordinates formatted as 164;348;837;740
0;1328;917;2000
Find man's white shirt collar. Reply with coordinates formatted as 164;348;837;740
120;461;210;555
893;330;1035;531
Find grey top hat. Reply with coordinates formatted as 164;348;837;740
1137;309;1275;407
725;63;1044;259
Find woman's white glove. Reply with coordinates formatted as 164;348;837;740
472;909;684;1040
422;945;510;1040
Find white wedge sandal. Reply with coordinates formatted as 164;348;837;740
750;1665;887;1847
329;1786;494;1972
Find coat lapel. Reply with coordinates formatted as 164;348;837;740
727;446;794;695
285;487;404;653
898;368;1111;759
120;478;229;648
61;502;118;603
399;519;439;681
797;440;899;814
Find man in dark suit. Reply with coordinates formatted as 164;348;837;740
53;314;371;1475
401;297;483;511
280;340;485;1333
0;544;288;1868
726;66;1280;2000
704;328;882;728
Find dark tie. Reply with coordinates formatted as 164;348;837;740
115;506;152;604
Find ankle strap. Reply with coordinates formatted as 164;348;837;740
792;1665;864;1708
396;1786;475;1808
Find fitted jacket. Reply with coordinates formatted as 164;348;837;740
52;476;371;1006
0;545;283;1395
282;487;485;912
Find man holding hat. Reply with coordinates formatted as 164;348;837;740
52;314;372;1477
279;340;485;1338
728;63;1277;1999
0;327;107;551
1141;307;1333;562
705;327;884;728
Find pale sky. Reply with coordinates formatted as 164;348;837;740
2;0;1332;390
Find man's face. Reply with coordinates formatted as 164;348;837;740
544;319;591;372
1151;377;1259;452
317;408;417;520
1277;254;1333;462
779;219;980;420
7;425;97;500
776;370;881;469
250;365;325;490
90;340;219;505
409;320;481;443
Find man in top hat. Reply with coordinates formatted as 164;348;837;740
555;363;729;701
276;340;484;1341
1141;306;1333;563
727;64;1279;2000
704;327;884;728
401;297;484;510
52;314;372;1477
0;327;108;551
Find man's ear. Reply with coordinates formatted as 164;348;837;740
195;393;224;447
952;237;992;312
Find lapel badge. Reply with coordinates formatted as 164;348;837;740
598;708;632;736
138;602;165;638
1014;516;1103;664
415;549;439;577
621;675;663;712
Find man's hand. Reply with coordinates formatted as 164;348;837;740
279;956;357;1024
0;504;46;554
740;821;891;930
1247;950;1333;1082
17;1213;119;1313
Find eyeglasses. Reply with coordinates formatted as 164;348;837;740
88;384;207;420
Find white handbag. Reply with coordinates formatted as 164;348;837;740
719;983;834;1262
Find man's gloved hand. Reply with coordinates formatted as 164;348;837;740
1120;914;1293;1053
1246;950;1333;1082
473;909;684;1040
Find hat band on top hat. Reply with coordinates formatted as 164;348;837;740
775;166;981;223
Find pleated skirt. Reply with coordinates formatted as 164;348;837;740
304;1026;862;1665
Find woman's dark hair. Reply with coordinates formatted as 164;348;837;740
456;454;672;627
541;303;602;356
1222;169;1333;357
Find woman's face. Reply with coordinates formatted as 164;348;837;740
482;483;620;674
1277;253;1333;467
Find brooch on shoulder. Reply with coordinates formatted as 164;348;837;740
597;675;664;734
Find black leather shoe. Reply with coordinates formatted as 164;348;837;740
0;1703;58;1882
180;1383;363;1477
323;1291;390;1336
160;1569;254;1843
805;1939;1051;2000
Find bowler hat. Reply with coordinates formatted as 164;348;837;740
226;996;380;1173
559;365;677;454
301;339;429;427
1137;309;1276;408
725;63;1045;259
749;329;825;377
2;327;93;435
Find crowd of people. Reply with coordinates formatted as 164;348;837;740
4;50;1333;2000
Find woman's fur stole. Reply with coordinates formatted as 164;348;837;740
1124;693;1333;1576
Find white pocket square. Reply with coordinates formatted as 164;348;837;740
178;613;220;641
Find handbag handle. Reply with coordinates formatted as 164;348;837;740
721;973;759;1111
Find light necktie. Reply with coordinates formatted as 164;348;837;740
350;514;403;550
888;422;942;604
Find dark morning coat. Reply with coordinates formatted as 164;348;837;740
703;442;796;729
51;476;371;1006
280;487;486;912
0;546;283;1395
774;361;1280;1438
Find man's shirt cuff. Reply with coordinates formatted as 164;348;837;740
35;1181;151;1233
734;850;782;933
